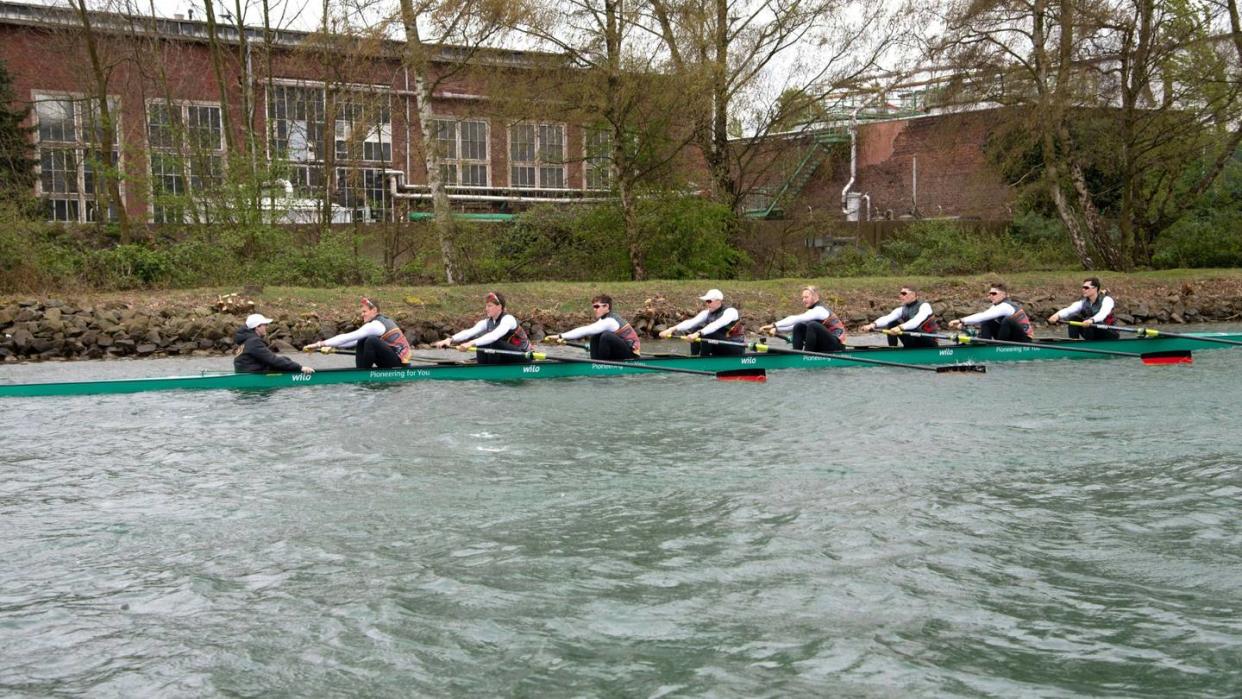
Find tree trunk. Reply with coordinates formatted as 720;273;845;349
70;0;131;241
399;0;457;284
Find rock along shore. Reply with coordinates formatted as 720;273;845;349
2;285;1241;363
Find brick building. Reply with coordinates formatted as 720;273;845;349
0;0;620;224
1;0;1014;230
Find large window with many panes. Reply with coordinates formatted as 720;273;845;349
267;82;392;222
147;101;225;223
432;118;489;186
509;123;565;188
33;93;122;223
584;128;612;190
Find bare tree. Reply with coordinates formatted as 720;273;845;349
938;0;1242;269
393;0;531;283
644;0;906;210
66;0;133;239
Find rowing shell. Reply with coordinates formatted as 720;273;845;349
1;333;1238;398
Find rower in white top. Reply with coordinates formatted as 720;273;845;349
948;282;1034;342
860;285;940;348
433;291;533;363
1047;277;1119;340
659;288;747;356
758;286;848;352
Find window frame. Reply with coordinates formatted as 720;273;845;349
508;121;567;189
32;91;124;223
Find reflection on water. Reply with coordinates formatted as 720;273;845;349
1;327;1241;696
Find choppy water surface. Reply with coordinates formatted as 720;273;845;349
2;329;1241;697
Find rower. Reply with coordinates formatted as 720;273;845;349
1047;277;1119;340
234;313;314;374
303;297;413;368
759;285;847;352
948;282;1034;342
432;291;532;364
658;288;746;356
860;285;939;348
544;294;641;360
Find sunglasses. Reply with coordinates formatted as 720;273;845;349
703;299;715;304
1082;285;1093;290
987;291;1001;296
898;290;911;296
592;303;606;309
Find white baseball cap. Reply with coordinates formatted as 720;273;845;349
246;313;275;329
699;288;724;301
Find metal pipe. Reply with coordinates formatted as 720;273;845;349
384;170;610;203
861;193;871;221
840;108;858;214
912;156;918;214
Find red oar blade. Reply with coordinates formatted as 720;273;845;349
1141;350;1193;365
717;369;767;382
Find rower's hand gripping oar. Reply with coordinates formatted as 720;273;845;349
692;337;986;373
470;346;766;381
1068;321;1242;348
904;330;1192;365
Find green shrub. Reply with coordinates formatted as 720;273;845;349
819;244;893;277
1152;212;1242;268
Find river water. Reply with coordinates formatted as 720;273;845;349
2;327;1241;697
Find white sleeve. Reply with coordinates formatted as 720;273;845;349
961;302;1014;325
673;310;710;333
698;307;739;336
1054;300;1085;318
898;302;933;331
562;317;620;340
468;315;518;346
1090;296;1114;323
451;318;491;343
774;306;830;333
324;319;385;348
873;306;902;328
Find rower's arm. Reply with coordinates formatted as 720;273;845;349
898;302;933;331
873;307;902;329
562;317;620;340
960;302;1013;325
450;318;490;344
324;319;384;348
774;306;829;333
1089;296;1114;323
467;315;518;346
1053;299;1084;319
698;307;738;336
672;310;710;334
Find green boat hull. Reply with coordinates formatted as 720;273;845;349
1;333;1238;397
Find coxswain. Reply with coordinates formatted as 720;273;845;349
658;288;747;356
544;294;641;360
303;297;413;368
432;291;532;364
948;282;1034;342
1047;277;1119;340
860;285;939;348
758;285;847;352
234;313;314;374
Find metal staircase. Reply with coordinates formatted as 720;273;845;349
744;128;848;220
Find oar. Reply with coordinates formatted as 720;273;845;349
902;331;1192;365
306;346;467;365
1068;321;1242;347
695;337;985;373
470;346;766;381
547;336;684;358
